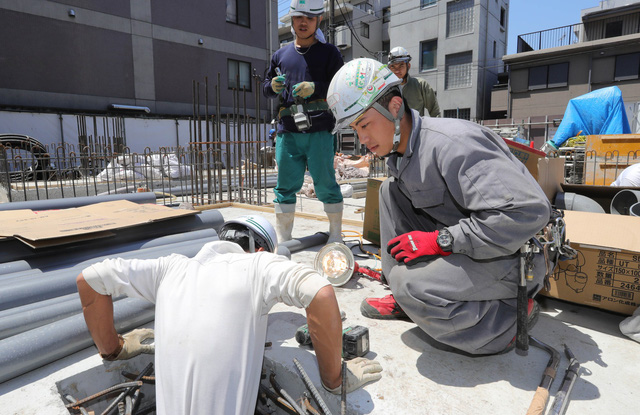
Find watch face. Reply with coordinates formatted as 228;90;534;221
438;230;453;250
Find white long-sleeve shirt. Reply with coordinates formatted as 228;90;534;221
82;241;330;415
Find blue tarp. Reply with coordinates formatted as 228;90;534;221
550;86;631;148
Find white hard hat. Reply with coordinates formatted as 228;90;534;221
218;215;277;253
289;0;325;17
388;46;412;64
327;58;402;133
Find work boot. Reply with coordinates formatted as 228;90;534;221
326;211;343;244
276;212;295;243
501;298;541;354
360;294;410;320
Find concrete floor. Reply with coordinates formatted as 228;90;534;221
0;191;638;414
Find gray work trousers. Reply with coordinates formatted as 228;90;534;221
379;179;546;355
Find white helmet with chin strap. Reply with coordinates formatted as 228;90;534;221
388;46;412;65
218;215;277;253
327;58;404;155
289;0;325;17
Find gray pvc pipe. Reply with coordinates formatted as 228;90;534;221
0;261;31;276
0;236;218;312
0;293;78;319
0;268;42;282
555;192;605;214
0;209;224;264
610;189;640;215
0;191;156;211
0;298;154;384
280;232;329;253
631;202;640;217
16;228;219;274
0;296;82;340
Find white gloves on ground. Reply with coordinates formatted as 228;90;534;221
323;357;383;394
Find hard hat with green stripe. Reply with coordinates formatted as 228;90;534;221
219;215;277;253
289;0;325;17
327;58;404;153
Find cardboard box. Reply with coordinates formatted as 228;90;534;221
0;200;197;248
541;210;640;315
362;177;385;245
503;138;547;181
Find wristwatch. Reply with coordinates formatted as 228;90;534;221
436;228;454;252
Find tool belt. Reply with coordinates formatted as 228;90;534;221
278;100;329;119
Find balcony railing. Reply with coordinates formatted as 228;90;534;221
517;24;582;53
517;12;640;53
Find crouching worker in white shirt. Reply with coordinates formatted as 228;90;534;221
76;214;383;415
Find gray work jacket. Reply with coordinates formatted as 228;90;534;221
387;111;551;260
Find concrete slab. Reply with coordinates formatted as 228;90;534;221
0;193;638;414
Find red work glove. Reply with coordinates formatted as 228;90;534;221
387;231;451;266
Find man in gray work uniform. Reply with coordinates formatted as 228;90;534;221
327;59;551;355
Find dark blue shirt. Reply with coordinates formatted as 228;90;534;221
263;41;344;134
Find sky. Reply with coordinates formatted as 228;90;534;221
277;0;603;55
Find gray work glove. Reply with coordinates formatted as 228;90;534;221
322;357;383;394
115;328;155;360
271;75;286;94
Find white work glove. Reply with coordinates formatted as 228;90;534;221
323;357;383;394
292;81;315;98
271;75;286;94
104;328;155;361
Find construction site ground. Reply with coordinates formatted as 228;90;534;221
0;190;638;414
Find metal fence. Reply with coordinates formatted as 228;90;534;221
0;73;389;207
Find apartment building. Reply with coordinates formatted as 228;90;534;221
388;0;508;120
0;0;279;118
496;0;640;131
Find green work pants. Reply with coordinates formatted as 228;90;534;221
274;130;342;206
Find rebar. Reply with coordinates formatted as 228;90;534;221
293;358;333;415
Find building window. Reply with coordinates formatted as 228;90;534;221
445;51;472;89
421;0;437;9
226;0;250;27
420;39;437;71
500;7;506;27
615;53;640;81
382;41;390;63
447;0;474;37
383;7;391;23
228;59;252;91
443;108;471;120
361;22;369;39
355;2;373;13
493;41;497;58
528;63;569;90
605;20;623;38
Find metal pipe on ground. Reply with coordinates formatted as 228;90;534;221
0;236;218;311
0;192;156;212
0;298;155;384
0;209;224;264
12;228;219;273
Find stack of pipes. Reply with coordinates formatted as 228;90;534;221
0;192;225;384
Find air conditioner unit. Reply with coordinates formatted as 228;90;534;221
336;26;351;50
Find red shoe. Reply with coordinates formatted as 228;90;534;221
360;294;409;320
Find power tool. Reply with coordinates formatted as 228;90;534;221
295;324;370;360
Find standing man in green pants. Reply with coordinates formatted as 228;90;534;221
262;0;344;244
